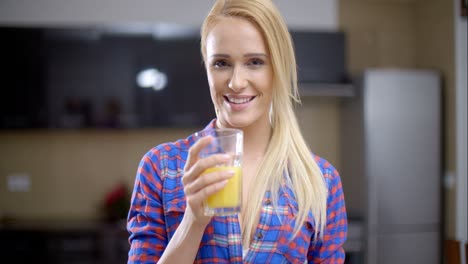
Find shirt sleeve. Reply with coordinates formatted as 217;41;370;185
127;149;167;264
308;163;348;263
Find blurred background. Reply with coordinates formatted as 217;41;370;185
0;0;466;263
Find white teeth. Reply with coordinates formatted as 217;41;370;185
227;97;253;104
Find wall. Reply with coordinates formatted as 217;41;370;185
0;1;341;221
454;0;467;241
338;0;456;238
0;129;195;220
0;0;337;29
413;0;457;239
339;0;416;76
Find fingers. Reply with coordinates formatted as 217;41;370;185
183;153;231;184
185;136;213;171
184;169;234;196
182;135;234;220
188;179;229;205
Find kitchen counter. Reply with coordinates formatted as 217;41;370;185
1;219;129;264
2;218;365;263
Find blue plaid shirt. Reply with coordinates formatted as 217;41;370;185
127;120;347;263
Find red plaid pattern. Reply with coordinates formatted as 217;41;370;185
127;120;347;263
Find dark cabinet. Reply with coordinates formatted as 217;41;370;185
1;222;129;264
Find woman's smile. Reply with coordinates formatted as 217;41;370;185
224;95;257;111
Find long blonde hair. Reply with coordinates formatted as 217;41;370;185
201;0;328;246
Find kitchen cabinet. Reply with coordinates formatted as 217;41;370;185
1;220;129;264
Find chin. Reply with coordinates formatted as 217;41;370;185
218;116;251;129
221;114;268;130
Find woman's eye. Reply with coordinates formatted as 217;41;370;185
247;58;265;67
213;60;228;68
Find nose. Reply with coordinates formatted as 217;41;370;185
228;66;248;91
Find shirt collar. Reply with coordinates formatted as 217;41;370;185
202;118;218;131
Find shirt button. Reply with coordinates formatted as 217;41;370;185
265;199;271;205
256;233;263;240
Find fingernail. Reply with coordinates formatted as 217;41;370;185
220;179;229;186
224;170;235;177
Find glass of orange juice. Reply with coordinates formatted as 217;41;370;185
195;128;243;216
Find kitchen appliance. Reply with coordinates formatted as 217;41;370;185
340;69;442;263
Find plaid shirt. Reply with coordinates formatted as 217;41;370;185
127;120;347;263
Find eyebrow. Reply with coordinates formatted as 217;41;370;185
210;53;268;58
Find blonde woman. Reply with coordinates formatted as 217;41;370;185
127;0;347;263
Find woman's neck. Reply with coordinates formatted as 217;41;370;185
214;118;272;160
242;120;272;161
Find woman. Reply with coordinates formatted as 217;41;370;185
127;0;347;263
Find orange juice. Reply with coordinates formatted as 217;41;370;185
202;166;241;208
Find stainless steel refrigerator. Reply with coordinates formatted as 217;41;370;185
340;69;442;264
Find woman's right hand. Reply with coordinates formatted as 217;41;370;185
182;136;234;227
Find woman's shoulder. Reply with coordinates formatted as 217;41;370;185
311;154;345;211
135;135;195;189
311;154;340;181
141;135;195;165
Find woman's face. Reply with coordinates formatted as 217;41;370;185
205;17;273;130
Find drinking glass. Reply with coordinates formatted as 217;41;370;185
195;128;243;216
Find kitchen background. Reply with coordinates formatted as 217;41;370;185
0;0;466;263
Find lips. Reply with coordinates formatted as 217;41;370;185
224;95;256;104
223;95;256;111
